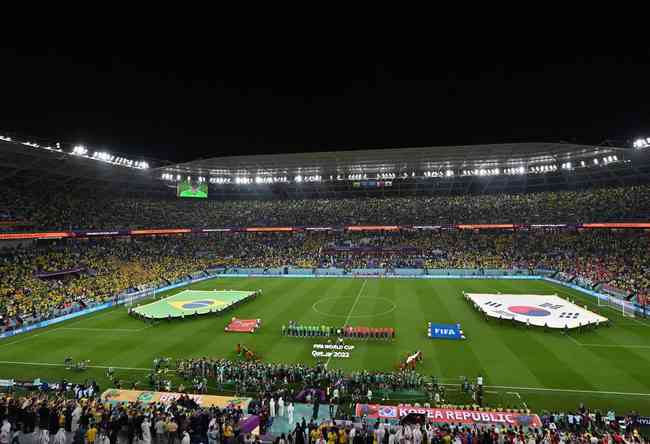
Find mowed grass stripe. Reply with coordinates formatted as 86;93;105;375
488;280;650;393
2;277;650;412
435;280;544;389
424;281;488;384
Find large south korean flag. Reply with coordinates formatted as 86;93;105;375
465;293;608;329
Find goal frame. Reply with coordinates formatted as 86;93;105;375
598;294;636;318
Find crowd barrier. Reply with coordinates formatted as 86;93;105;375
1;268;644;340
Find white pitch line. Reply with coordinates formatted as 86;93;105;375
0;360;152;372
63;307;126;328
567;335;582;346
578;342;650;349
1;359;649;398
483;384;650;397
59;327;147;332
0;329;60;348
542;282;650;327
343;280;367;327
0;325;152;348
326;279;367;369
438;381;650;397
565;331;650;350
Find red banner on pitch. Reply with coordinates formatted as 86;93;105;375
225;318;261;333
355;404;541;428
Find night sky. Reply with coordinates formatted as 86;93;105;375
1;46;649;163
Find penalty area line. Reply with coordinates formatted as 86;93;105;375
567;334;650;350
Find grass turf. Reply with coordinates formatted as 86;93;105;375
1;277;649;413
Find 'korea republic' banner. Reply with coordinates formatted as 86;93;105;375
355;404;542;427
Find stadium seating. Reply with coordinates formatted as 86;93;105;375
1;230;648;330
2;184;650;443
1;184;650;230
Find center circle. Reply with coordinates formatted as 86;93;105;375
312;296;397;318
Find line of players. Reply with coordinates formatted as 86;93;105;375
282;321;395;340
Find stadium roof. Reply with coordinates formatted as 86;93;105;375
2;137;649;198
162;142;628;177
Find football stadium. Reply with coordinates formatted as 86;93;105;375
1;130;650;443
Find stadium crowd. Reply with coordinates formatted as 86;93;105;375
1;230;648;331
176;358;425;396
0;391;648;444
0;237;219;331
1;185;650;230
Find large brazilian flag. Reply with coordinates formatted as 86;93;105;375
132;290;255;319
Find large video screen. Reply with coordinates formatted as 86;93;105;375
177;180;208;199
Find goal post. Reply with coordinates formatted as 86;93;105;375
598;294;635;318
621;299;636;318
124;286;157;308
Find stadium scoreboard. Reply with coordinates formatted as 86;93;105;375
177;179;208;198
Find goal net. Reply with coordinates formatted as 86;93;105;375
124;287;156;308
598;294;636;318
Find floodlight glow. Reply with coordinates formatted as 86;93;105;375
295;175;303;183
210;177;231;184
235;177;252;185
633;138;649;149
72;145;88;156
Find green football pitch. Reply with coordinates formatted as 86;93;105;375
1;277;649;413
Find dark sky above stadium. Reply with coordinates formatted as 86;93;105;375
1;44;648;163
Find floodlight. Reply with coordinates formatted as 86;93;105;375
72;145;88;156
